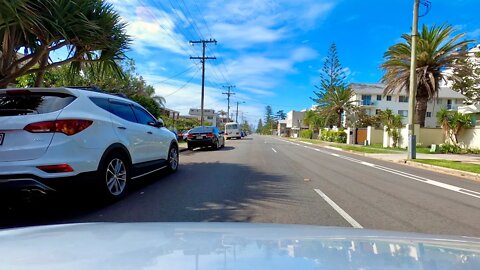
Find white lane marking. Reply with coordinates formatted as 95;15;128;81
271;148;277;153
314;188;363;229
273;137;480;200
361;161;375;167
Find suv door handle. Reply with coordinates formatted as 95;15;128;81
147;131;153;134
117;126;127;130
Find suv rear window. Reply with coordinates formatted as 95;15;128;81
0;92;75;116
191;127;214;133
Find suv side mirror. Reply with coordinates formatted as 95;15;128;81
149;119;164;128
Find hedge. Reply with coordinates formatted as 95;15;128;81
320;129;346;143
300;129;313;139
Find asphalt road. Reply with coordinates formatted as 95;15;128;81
2;134;480;237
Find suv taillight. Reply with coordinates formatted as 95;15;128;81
24;120;93;136
187;134;194;139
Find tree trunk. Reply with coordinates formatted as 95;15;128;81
337;110;342;128
414;95;429;127
34;53;49;87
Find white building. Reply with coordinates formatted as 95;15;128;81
285;110;309;137
349;83;465;127
188;108;218;126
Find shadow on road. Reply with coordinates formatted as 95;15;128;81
0;163;294;228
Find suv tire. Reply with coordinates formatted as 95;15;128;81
99;152;129;200
167;144;179;172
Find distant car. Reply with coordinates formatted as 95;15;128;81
225;122;241;139
177;130;187;141
241;131;245;137
187;126;225;150
0;87;179;200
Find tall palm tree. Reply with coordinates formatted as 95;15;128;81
316;86;356;127
380;24;472;127
0;0;130;88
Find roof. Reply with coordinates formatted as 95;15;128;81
349;83;465;99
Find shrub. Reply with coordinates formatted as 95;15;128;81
335;131;347;143
320;129;346;143
300;129;313;139
439;143;462;154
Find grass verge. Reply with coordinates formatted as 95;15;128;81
333;145;400;154
412;159;480;174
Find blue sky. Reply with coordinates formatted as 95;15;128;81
107;0;480;123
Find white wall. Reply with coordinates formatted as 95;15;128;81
457;127;480;149
286;111;307;129
352;93;463;127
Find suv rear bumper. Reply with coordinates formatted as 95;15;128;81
187;138;216;148
0;171;98;196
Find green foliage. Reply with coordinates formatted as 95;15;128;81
256;119;264;133
304;110;325;131
300;129;313;139
439;143;462;154
311;43;356;127
449;46;480;104
320;129;346;143
380;23;473;126
1;0;130;87
275;110;287;120
353;108;382;128
436;108;473;145
380;109;404;148
174;118;201;131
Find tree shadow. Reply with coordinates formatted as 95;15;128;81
0;163;295;228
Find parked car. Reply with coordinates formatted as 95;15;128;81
0;87;179;200
187;126;225;150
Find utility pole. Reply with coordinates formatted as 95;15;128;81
222;85;235;123
235;101;245;123
407;0;419;159
190;39;217;126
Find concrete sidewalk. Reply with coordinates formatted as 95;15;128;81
367;153;480;164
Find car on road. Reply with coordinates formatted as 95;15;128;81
225;122;241;140
186;126;225;150
0;87;179;200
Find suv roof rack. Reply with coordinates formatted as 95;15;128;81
67;86;131;100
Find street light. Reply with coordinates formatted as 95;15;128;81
407;0;420;159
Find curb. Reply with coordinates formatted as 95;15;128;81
179;147;188;152
404;160;480;182
282;138;480;183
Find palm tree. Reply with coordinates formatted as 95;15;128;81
380;24;472;127
436;108;472;144
315;86;356;127
0;0;130;88
380;109;404;147
304;110;324;132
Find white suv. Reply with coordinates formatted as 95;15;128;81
0;87;178;200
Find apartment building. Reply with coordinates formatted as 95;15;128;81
349;83;465;127
188;108;218;126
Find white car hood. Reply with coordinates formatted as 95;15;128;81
0;223;479;270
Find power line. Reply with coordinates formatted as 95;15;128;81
146;65;198;84
164;68;200;97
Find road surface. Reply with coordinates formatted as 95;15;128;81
2;134;480;237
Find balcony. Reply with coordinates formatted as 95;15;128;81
360;100;376;106
446;104;458;110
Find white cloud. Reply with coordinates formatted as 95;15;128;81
291;47;319;62
212;23;286;49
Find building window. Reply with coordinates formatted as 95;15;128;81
375;109;382;115
376;95;382;101
361;95;372;105
207;116;213;120
398;110;408;117
386;95;392;101
399;96;409;103
426;112;432;118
